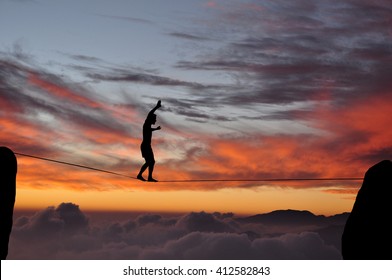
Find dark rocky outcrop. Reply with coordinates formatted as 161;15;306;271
0;147;17;260
342;160;392;259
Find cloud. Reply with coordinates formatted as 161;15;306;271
9;203;89;259
177;0;392;107
0;54;147;189
143;231;340;260
156;0;392;190
97;14;154;25
84;69;206;89
13;203;88;236
8;203;342;259
169;32;212;41
176;211;238;233
0;56;134;141
75;64;226;94
55;203;89;231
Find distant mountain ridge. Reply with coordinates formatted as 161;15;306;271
238;209;350;226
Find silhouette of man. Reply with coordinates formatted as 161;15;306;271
137;100;161;182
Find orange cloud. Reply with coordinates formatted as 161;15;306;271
205;1;217;8
28;73;101;109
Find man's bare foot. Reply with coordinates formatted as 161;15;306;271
137;175;146;181
148;177;158;182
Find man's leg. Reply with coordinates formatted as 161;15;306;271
148;158;156;182
137;161;148;181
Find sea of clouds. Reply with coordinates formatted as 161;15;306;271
8;203;342;259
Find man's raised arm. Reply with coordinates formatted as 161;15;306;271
148;100;161;116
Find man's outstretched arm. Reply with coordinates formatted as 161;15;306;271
148;100;161;116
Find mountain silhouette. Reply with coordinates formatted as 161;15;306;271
238;209;349;226
342;160;392;260
0;147;17;260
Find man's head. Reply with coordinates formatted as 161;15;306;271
147;113;157;125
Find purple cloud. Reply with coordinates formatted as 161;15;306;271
8;203;343;260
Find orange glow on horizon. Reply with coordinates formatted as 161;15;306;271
14;183;357;216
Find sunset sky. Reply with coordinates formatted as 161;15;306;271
1;0;391;216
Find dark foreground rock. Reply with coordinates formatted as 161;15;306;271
342;160;392;260
0;147;17;260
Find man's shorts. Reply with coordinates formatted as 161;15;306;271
141;143;154;161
